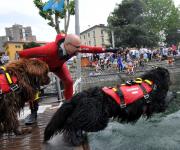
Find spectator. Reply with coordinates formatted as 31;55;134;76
1;53;9;65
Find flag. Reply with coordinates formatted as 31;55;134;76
43;0;64;12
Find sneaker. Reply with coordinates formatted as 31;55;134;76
25;112;37;125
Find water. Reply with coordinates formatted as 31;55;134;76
88;69;180;150
89;114;180;150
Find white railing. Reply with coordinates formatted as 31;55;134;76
73;77;81;94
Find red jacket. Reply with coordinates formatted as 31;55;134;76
19;34;107;100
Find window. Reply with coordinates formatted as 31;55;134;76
101;30;104;35
102;37;104;45
94;39;96;46
88;33;90;38
15;45;21;48
93;30;95;37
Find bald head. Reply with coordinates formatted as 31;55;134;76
64;34;81;46
64;34;81;55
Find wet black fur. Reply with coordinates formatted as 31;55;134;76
44;67;171;146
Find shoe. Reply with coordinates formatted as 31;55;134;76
25;100;39;125
25;111;37;125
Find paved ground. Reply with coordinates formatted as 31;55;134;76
0;97;90;150
0;97;58;150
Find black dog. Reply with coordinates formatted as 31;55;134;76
44;67;171;146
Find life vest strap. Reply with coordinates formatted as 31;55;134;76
113;87;126;108
139;84;151;103
0;66;13;84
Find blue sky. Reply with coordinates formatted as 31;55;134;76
0;0;179;42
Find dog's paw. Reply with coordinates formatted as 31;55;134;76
21;127;33;134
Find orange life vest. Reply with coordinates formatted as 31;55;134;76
0;67;18;94
102;80;153;106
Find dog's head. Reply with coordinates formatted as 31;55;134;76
144;67;170;89
23;58;50;87
141;67;171;114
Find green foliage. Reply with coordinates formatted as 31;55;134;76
23;42;41;49
108;0;180;47
143;0;179;32
108;0;145;27
33;0;75;33
165;28;180;46
108;0;158;48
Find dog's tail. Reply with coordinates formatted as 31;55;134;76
44;101;74;142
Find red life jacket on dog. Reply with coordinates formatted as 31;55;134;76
0;67;18;94
102;79;153;107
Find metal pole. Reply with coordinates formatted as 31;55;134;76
56;0;68;101
111;30;115;48
56;0;69;101
75;0;82;92
75;0;80;35
55;76;62;101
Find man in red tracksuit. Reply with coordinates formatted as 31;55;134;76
19;33;118;124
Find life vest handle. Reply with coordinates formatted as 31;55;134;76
0;66;13;85
0;66;19;92
34;91;40;101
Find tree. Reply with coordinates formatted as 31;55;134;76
143;0;179;33
165;28;180;47
108;0;159;48
33;0;75;33
143;0;180;46
108;0;180;47
23;42;41;49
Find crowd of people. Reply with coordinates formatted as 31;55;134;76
87;46;179;75
0;53;9;65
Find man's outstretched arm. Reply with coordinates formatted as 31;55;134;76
79;45;119;53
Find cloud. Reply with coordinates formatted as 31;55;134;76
0;10;57;41
0;11;40;25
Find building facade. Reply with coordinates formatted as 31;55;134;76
0;36;8;53
80;24;111;47
3;41;46;60
5;24;36;42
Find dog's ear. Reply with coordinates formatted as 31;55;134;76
25;59;49;76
